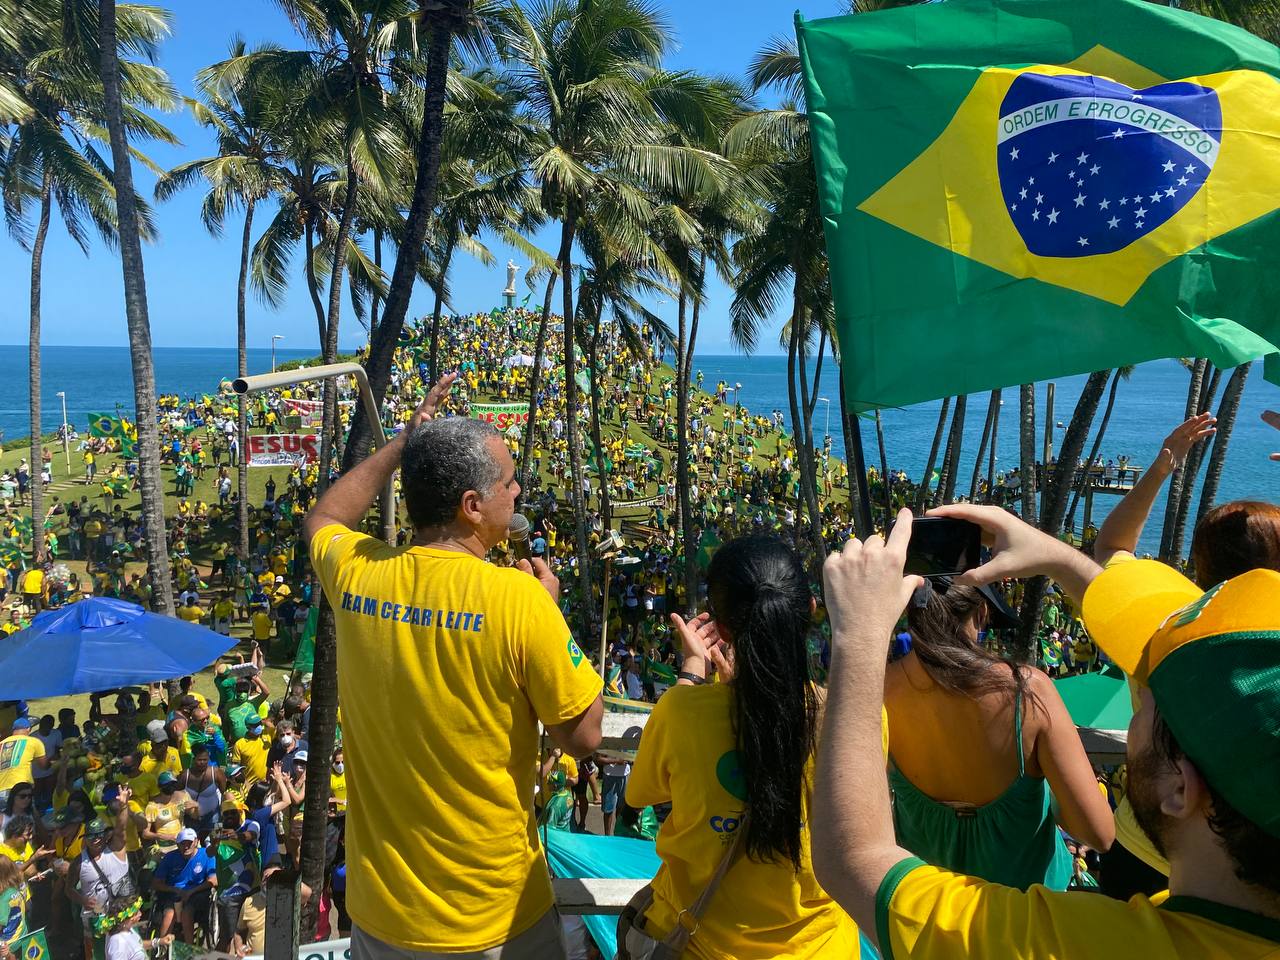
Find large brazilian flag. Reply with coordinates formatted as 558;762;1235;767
797;0;1280;412
87;413;124;438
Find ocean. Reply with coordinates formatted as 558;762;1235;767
2;344;1276;552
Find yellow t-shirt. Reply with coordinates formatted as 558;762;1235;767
213;599;234;621
138;748;183;781
0;734;46;791
877;859;1280;960
330;771;347;814
310;523;603;952
251;612;273;641
123;770;159;807
627;683;860;959
144;798;187;846
229;735;272;786
177;605;204;623
19;569;43;595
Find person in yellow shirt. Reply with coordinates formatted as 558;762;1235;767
0;719;50;798
250;607;273;644
176;596;204;624
813;505;1280;960
212;594;235;635
137;727;183;781
228;718;272;787
329;748;347;817
625;536;860;959
303;375;604;956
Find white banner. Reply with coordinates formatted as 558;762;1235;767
248;434;318;467
245;936;350;960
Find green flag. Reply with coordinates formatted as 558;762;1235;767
797;0;1280;412
10;929;50;960
293;605;319;673
87;413;123;438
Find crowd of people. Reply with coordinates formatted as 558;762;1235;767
1;304;1277;960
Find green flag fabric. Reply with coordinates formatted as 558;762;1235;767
87;413;123;438
797;0;1280;412
10;929;50;960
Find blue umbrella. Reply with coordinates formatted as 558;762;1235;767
0;597;236;698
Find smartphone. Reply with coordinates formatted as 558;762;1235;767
888;516;982;577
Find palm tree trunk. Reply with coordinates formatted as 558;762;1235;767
428;228;457;382
304;219;327;347
342;17;455;470
969;390;998;502
1195;362;1252;530
986;388;1002;503
915;397;951;512
586;311;611;534
517;270;559;502
1040;370;1109;536
28;170;51;563
936;393;966;506
874;409;891;518
1167;363;1223;561
300;160;357;942
1066;368;1121;532
559;213;594;629
676;289;697;614
236;200;255;561
1160;359;1207;559
1018;384;1037;525
369;226;382;341
98;0;173;613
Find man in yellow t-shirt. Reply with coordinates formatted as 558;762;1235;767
303;375;603;957
176;596;204;623
0;718;50;797
228;717;272;786
138;726;183;781
251;607;273;643
813;506;1280;960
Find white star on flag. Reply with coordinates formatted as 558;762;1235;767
1010;147;1020;160
1074;193;1087;207
1135;207;1148;218
1077;237;1089;247
1099;198;1110;210
1077;152;1088;164
1032;209;1040;221
1165;186;1177;197
1047;208;1060;224
1112;129;1125;139
1107;216;1120;229
1089;164;1101;176
1162;160;1176;172
1120;197;1129;206
1150;192;1163;203
1036;193;1044;204
1132;195;1143;204
1048;152;1058;163
1185;164;1196;174
1020;187;1028;199
1177;176;1189;186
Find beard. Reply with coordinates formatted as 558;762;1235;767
1127;741;1174;858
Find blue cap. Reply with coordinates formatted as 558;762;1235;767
11;716;31;729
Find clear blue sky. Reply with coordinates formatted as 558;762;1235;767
2;0;850;355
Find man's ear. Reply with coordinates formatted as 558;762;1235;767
458;489;484;525
1164;755;1212;823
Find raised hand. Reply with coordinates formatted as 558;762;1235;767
823;509;923;644
408;372;460;432
1155;412;1216;472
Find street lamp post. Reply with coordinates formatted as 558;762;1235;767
271;335;285;372
817;396;831;442
56;391;69;473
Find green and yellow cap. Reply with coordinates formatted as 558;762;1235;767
1084;563;1280;837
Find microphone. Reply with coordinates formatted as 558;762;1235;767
507;513;532;564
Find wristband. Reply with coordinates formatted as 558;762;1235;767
678;671;707;685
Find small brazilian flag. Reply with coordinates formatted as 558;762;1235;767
798;0;1280;412
88;413;123;438
12;928;49;960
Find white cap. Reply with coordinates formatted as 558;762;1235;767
176;828;198;844
294;750;309;764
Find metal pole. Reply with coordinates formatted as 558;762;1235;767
598;555;613;679
57;392;70;473
233;363;395;542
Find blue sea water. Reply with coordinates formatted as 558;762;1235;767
2;345;1276;552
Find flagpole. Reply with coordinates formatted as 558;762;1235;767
845;412;874;539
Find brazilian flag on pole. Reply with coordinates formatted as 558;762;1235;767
797;0;1280;412
11;929;50;960
87;413;124;438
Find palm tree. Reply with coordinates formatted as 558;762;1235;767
1040;370;1111;536
1195;361;1253;529
1018;384;1037;525
496;0;732;613
344;0;479;468
4;0;174;564
969;389;1000;502
1065;366;1133;532
934;393;967;506
914;397;950;512
95;0;178;612
155;40;282;561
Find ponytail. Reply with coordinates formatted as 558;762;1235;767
707;536;817;871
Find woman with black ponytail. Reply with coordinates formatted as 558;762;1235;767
622;536;862;959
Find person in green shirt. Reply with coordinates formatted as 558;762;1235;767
537;771;573;832
225;674;270;745
615;802;658;841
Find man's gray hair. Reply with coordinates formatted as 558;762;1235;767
401;417;504;529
